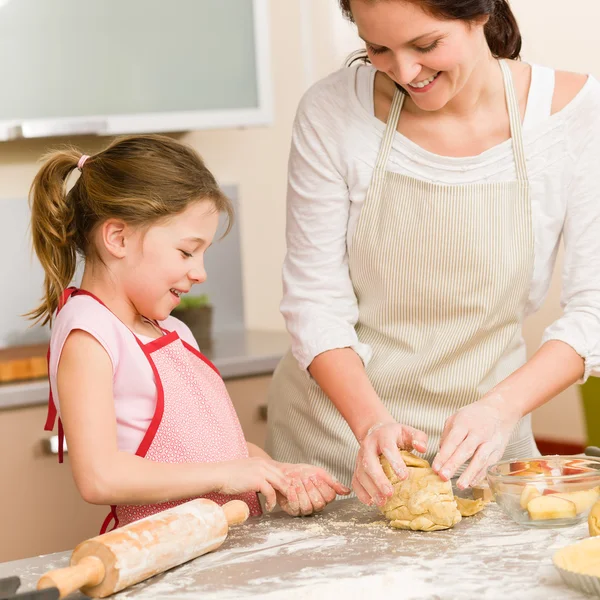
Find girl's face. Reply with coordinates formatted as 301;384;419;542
350;0;489;112
123;200;220;322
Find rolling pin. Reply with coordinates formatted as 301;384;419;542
37;499;249;598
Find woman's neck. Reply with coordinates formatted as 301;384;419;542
406;52;504;120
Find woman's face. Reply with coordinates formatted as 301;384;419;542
350;0;489;111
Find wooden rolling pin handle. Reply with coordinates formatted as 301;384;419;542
37;555;105;599
222;500;250;526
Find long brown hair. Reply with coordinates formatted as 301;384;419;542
28;134;233;326
339;0;521;60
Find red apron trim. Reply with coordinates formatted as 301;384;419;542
99;505;119;534
44;388;56;431
141;330;179;353
58;287;78;311
57;418;65;463
132;335;165;459
45;287;80;461
132;334;219;458
182;340;220;376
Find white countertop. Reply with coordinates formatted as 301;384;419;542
0;498;590;599
0;329;290;411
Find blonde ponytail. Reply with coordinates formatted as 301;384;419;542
27;148;81;325
27;134;233;327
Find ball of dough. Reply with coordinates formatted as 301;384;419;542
379;451;483;531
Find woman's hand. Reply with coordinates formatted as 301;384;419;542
275;463;351;516
432;393;522;490
352;422;428;507
218;457;291;512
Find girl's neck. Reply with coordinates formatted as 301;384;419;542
79;268;161;337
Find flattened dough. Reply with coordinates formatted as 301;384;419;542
554;537;600;577
455;496;485;517
379;451;484;531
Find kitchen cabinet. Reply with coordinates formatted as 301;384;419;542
0;375;271;562
225;375;270;448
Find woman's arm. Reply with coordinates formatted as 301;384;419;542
434;71;600;488
432;341;584;489
247;443;270;459
281;73;371;373
308;348;394;441
309;348;428;506
279;76;427;506
58;330;289;509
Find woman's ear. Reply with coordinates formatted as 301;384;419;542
101;219;129;259
474;14;490;27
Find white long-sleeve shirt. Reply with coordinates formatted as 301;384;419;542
281;63;600;381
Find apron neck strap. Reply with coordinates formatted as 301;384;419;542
376;59;528;181
499;59;528;181
375;89;405;171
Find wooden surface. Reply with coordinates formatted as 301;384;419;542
0;343;48;383
1;498;591;600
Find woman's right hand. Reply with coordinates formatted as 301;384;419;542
218;457;290;512
352;422;428;507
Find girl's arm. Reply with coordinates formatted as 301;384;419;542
58;330;289;510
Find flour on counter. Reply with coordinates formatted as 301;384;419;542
2;498;590;600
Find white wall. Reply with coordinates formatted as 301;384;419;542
496;0;600;444
0;0;596;442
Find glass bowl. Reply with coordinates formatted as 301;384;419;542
487;456;600;528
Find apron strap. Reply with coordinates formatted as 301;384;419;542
499;59;528;182
44;286;79;463
374;89;405;172
99;506;119;534
365;85;406;208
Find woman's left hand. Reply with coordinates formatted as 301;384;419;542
275;463;351;516
431;393;522;490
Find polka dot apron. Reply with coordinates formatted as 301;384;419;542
45;288;261;534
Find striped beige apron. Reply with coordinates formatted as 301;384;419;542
266;60;538;487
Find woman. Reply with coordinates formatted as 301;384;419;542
266;0;600;510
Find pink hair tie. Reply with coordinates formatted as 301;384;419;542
77;154;90;171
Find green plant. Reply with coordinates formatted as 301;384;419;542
173;294;210;310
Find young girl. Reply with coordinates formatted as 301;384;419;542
29;134;349;532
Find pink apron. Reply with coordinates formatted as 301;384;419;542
45;288;262;533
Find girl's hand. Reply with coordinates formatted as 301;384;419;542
432;393;522;490
276;463;351;517
352;422;428;507
218;457;290;512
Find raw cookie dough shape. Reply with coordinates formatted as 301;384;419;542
455;496;485;517
379;451;484;531
554;537;600;577
589;499;600;536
